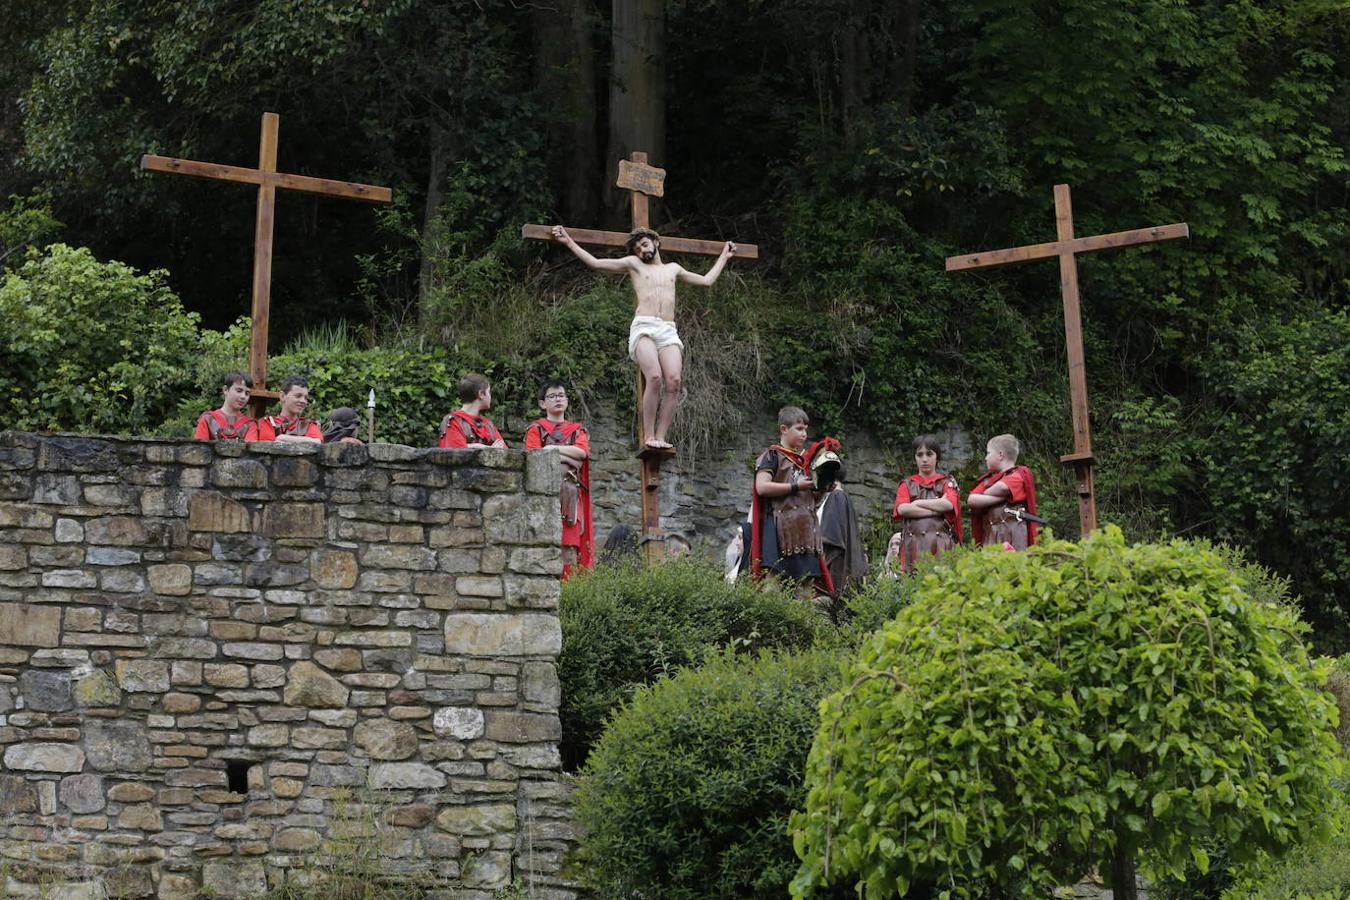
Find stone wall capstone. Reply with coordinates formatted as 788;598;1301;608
0;432;578;899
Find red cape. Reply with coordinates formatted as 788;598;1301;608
749;442;836;594
525;418;593;578
969;465;1038;546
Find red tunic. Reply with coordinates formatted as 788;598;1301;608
245;416;321;442
749;441;836;594
437;411;507;449
969;465;1038;548
892;472;963;570
194;410;254;441
524;418;594;579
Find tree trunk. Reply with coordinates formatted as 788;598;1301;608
1109;842;1139;900
417;122;449;324
887;0;921;117
532;0;600;224
607;0;665;227
837;0;870;145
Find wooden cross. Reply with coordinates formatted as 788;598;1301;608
522;152;759;562
946;184;1188;536
141;111;392;417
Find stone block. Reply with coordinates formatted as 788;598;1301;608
201;860;267;899
367;762;446;790
116;659;170;692
84;515;149;545
4;742;86;772
483;711;562;743
454;575;504;597
211;534;273;561
99;569;146;592
41;569;97;589
84;720;152;772
54;518;84;542
360;544;436;571
222;642;284;661
354;719;420;760
434;707;485;740
312;549;358;589
521;662;561;708
248;724;290;747
0;603;61;647
204;664;249;688
283;661;350;708
0;774;39;814
260;502;325;539
20;669;73;711
117;802;163;831
32;474;83;504
73;670;121;707
108;782;156;803
211;458;268;489
271;457;318;487
147;563;193;596
435;803;516;836
244;561;310;587
292;726;345;749
188;492;251;533
443;613;562;656
460;849;512;889
507;547;563;576
313;648;363;672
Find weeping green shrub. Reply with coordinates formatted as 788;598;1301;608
558;559;824;769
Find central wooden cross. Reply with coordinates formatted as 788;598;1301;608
522;152;759;561
947;184;1188;536
142;111;392;417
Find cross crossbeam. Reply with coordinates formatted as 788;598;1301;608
947;184;1188;536
141;111;392;417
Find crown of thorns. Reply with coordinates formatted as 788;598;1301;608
626;227;661;249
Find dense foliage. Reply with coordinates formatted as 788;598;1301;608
0;0;1345;646
0;244;202;434
557;559;825;769
573;649;850;900
791;527;1342;898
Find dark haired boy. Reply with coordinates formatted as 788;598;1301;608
550;223;736;450
523;380;592;578
438;373;508;449
245;376;321;443
194;370;254;440
748;406;835;594
967;433;1039;549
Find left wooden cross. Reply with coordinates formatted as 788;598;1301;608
142;112;392;417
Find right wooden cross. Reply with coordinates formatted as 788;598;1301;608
522;151;759;562
946;184;1188;536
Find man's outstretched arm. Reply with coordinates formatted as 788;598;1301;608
552;225;631;273
676;241;737;287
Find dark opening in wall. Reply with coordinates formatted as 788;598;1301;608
225;761;252;794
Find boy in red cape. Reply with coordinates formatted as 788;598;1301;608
891;433;964;572
244;376;322;443
749;406;835;595
967;433;1039;549
194;370;254;440
438;373;508;449
523;380;593;579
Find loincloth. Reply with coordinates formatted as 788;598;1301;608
628;316;684;360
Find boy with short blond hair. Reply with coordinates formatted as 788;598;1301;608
748;406;834;593
523;380;592;578
438;373;508;449
967;433;1039;548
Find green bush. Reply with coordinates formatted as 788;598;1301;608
558;559;825;769
573;648;852;900
0;244;202;434
1219;793;1350;900
791;527;1342;899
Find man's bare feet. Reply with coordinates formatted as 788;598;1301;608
645;438;673;450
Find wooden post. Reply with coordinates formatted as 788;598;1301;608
141;112;392;418
946;185;1188;536
522;152;758;562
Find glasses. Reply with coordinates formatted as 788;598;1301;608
544;393;567;401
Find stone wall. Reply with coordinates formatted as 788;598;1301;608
0;433;577;899
558;402;975;553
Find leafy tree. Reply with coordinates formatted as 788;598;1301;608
0;244;202;434
791;527;1342;899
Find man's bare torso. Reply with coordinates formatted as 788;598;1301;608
628;258;683;321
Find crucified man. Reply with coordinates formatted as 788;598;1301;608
551;225;736;449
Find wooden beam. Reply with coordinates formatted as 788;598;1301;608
520;223;759;259
141;156;392;203
945;222;1189;272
